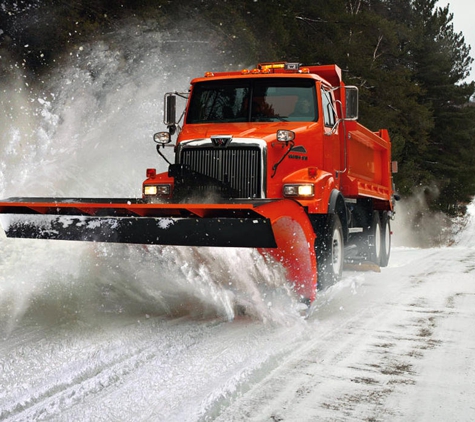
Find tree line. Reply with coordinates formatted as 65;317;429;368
2;0;475;214
222;0;475;214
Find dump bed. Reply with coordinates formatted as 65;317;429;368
341;121;393;204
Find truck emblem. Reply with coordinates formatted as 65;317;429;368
211;135;232;147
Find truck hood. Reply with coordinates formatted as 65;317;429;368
179;122;317;141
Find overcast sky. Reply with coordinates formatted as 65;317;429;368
439;0;475;83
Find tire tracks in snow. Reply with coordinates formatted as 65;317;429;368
210;246;475;421
0;316;227;421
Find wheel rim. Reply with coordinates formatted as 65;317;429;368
383;219;391;256
331;227;343;274
374;221;381;260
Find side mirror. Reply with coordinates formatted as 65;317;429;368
153;131;171;145
164;93;177;126
345;86;359;120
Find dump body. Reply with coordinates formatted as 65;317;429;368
342;123;392;201
0;62;395;303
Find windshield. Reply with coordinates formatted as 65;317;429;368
186;78;317;124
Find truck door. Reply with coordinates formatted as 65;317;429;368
321;87;341;188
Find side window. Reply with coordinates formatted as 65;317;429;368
321;89;336;128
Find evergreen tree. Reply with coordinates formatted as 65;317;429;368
2;0;475;212
410;0;475;211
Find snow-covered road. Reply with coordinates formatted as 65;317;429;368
1;29;474;420
217;246;475;421
1;206;474;421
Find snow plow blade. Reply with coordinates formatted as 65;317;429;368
0;198;281;247
0;197;317;300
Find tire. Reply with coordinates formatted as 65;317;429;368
379;211;391;267
369;211;382;265
316;214;344;291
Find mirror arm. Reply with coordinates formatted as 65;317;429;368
271;140;295;178
334;100;349;175
156;144;173;165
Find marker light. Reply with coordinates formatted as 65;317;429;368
146;168;156;178
276;129;295;142
204;72;214;77
283;184;315;198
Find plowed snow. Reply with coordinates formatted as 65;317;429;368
1;205;475;421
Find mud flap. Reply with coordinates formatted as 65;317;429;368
344;261;381;272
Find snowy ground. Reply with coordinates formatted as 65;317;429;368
0;203;474;422
1;24;474;421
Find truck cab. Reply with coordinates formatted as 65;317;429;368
143;62;394;291
0;62;395;304
144;63;358;208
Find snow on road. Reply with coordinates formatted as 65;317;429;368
1;21;474;421
1;205;474;422
1;208;474;422
216;245;475;421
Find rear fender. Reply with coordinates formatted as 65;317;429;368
328;189;348;242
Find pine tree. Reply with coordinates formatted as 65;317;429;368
410;0;475;211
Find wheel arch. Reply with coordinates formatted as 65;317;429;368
328;189;348;242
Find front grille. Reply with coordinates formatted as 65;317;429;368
180;147;262;198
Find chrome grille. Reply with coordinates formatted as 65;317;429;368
180;147;262;198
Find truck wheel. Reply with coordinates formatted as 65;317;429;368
379;211;391;267
369;212;382;265
316;214;344;291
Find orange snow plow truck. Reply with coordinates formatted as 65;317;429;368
0;62;396;304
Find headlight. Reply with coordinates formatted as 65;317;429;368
283;184;314;198
143;184;171;196
144;185;158;196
